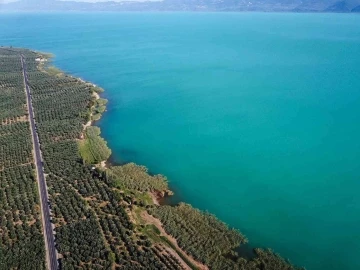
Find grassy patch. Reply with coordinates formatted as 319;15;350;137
139;223;163;244
78;126;111;164
45;66;64;76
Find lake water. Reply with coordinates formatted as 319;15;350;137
1;12;359;270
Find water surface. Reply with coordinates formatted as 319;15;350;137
1;12;360;270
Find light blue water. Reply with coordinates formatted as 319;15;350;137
1;12;359;270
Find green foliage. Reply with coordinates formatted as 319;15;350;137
93;86;104;93
18;48;184;269
251;248;303;270
96;98;108;106
159;236;199;270
1;48;302;270
95;105;106;114
0;54;27;122
90;97;107;120
108;163;168;192
149;203;246;266
79;126;111;164
0;48;45;270
148;224;161;235
57;217;111;269
44;66;64;76
108;251;116;263
91;113;101;121
0;122;33;168
150;203;303;270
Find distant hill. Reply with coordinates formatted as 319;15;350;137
293;0;338;12
3;0;360;12
324;0;358;12
352;4;360;11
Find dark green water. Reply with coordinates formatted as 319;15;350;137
1;12;359;270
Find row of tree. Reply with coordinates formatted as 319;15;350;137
0;61;27;122
0;48;46;269
0;123;33;168
20;47;302;270
24;49;187;269
149;203;304;270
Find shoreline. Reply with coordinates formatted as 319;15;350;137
37;49;302;269
84;79;211;269
45;50;253;246
75;65;259;260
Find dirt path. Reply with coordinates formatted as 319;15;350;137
162;245;192;270
141;211;209;270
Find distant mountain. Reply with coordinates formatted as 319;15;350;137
352;4;360;11
293;0;337;12
325;0;351;12
3;0;360;12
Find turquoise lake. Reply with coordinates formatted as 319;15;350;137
1;12;359;270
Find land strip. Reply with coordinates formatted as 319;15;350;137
20;54;58;270
1;47;302;270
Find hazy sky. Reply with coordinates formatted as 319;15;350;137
58;0;152;2
58;0;160;2
0;0;154;3
0;0;17;3
62;0;160;2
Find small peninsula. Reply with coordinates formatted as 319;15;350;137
0;47;302;270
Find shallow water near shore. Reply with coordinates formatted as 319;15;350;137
1;12;360;270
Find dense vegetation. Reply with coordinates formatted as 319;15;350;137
1;47;302;270
108;163;169;192
149;203;246;265
79;126;111;164
149;204;303;270
91;97;107;121
0;48;45;269
22;48;188;269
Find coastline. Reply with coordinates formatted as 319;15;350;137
80;86;209;268
66;62;276;264
38;51;175;209
37;49;302;270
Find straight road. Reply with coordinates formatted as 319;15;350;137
20;55;58;270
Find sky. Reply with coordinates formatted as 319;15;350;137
0;0;17;3
58;0;151;2
0;0;153;3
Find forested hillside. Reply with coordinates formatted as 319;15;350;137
1;47;302;269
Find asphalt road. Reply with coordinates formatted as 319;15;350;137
21;55;58;270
